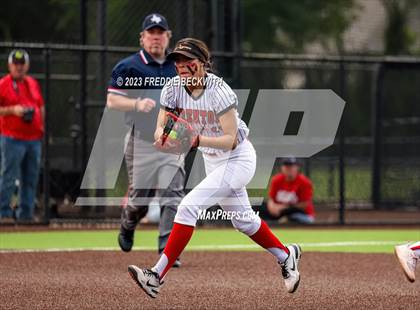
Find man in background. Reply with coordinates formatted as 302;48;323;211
0;50;44;223
107;13;184;266
266;157;315;224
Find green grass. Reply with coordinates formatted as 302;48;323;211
1;228;419;253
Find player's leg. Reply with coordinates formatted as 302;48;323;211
221;190;288;261
128;159;236;297
395;241;419;282
221;188;301;293
157;161;185;267
127;140;293;296
140;140;256;279
213;140;290;264
151;170;234;277
218;140;301;292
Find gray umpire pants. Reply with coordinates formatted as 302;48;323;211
121;130;185;252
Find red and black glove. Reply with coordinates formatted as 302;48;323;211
154;112;199;155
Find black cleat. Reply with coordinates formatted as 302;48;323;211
118;226;134;252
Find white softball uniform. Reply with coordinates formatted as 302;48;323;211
160;74;261;236
160;73;249;155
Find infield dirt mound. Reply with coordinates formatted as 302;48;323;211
0;251;419;309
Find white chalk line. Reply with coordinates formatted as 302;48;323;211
0;240;405;253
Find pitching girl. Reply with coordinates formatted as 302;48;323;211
128;38;302;298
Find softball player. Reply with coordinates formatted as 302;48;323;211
128;38;302;298
395;242;420;282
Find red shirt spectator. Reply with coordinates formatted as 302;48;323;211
269;173;314;216
0;49;44;222
0;74;44;140
267;157;315;224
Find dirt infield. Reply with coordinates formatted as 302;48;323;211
0;251;419;309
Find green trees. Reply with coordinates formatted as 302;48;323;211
242;0;358;53
382;0;420;55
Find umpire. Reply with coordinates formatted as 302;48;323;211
106;13;184;266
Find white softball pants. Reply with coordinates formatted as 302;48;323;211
174;139;261;236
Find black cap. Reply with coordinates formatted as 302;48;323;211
142;13;169;31
8;49;29;65
167;40;207;63
282;157;299;166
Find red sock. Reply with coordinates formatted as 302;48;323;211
161;223;194;278
250;220;289;257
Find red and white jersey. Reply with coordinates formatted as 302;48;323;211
269;173;315;216
160;73;249;155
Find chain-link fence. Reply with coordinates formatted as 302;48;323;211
2;43;419;224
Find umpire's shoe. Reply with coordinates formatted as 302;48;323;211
118;226;134;252
280;244;302;293
128;265;161;298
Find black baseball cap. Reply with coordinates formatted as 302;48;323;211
282;157;299;166
167;39;207;63
8;49;29;65
142;13;169;31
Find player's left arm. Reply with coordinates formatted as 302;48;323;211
199;108;238;150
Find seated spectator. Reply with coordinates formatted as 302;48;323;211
0;50;44;223
266;157;315;224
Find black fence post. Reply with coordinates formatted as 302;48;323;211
97;0;107;96
43;47;51;224
187;0;194;36
231;0;241;87
338;61;346;225
372;63;385;209
304;159;311;178
95;0;107;213
80;0;88;170
79;0;89;216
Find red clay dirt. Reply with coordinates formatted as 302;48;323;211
0;251;419;309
